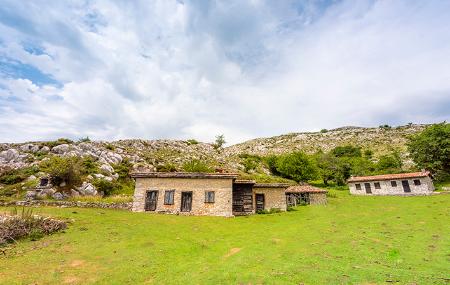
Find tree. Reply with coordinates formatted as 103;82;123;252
40;156;83;186
407;122;450;180
213;134;226;150
376;152;402;173
275;152;318;182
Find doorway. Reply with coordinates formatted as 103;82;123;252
402;180;411;193
181;192;193;212
255;194;265;211
145;191;158;211
364;183;372;194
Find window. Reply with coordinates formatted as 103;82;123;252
164;190;175;205
355;184;362;190
391;181;397;187
413;179;421;186
205;191;215;203
374;182;381;189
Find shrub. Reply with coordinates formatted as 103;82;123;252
379;124;392;130
239;154;261;173
81;157;99;175
92;179;118;196
113;159;133;180
0;166;39;185
186;139;199;145
265;155;280;175
42;138;73;148
40;156;83;186
182;159;213;173
332;145;362;157
320;129;328;133
105;144;115;151
78;136;91;143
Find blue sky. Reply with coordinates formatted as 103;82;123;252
0;0;449;144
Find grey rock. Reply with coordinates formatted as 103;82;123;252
76;182;97;196
52;192;64;200
52;144;70;154
100;163;114;175
40;146;50;153
0;149;19;162
25;191;36;200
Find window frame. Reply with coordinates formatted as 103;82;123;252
204;191;215;203
413;179;421;186
374;182;381;189
164;190;175;205
355;183;362;190
391;181;397;187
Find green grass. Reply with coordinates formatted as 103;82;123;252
0;190;449;284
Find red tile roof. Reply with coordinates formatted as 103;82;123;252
285;185;327;193
347;171;431;183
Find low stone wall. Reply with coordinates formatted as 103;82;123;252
309;193;327;205
0;200;132;210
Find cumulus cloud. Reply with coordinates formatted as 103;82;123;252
0;0;449;144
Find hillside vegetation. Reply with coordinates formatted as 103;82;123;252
0;124;437;199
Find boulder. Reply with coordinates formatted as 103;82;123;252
100;163;114;175
37;188;56;198
52;144;70;154
0;149;19;162
19;144;35;152
40;146;50;153
76;182;97;196
52;192;64;200
25;190;36;200
70;189;81;197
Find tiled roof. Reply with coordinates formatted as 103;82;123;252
347;171;431;183
253;183;292;188
130;172;238;179
285;185;327;193
234;179;256;184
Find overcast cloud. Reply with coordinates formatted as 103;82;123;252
0;0;449;144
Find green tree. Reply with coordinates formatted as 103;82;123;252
275;152;318;182
213;134;226;150
376;152;402;173
40;156;83;186
407;122;450;180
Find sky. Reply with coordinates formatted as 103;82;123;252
0;0;449;145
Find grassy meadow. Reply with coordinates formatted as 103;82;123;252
0;190;449;284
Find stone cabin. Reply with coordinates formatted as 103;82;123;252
347;171;434;196
131;172;328;216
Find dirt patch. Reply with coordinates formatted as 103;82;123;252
70;260;85;267
224;247;241;258
63;276;80;284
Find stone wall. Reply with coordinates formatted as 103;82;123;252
132;177;233;216
349;177;434;196
252;187;287;211
309;193;327;205
0;200;132;210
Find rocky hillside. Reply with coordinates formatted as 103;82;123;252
0;124;427;199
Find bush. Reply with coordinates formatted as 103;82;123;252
78;136;91;143
113;159;133;180
213;134;226;150
379;124;392;130
42;138;73;148
265;155;280;175
239;154;261;173
182;159;213;173
186;139;199;145
105;144;115;151
320;129;328;133
0;166;39;185
332;145;362;157
1;208;67;246
92;179;118;196
40;156;83;186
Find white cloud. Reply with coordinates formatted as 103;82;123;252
0;0;449;144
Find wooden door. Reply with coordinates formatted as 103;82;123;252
364;183;372;194
181;192;192;212
255;194;265;211
145;191;158;211
402;180;411;193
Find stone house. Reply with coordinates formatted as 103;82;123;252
347;171;434;196
131;172;328;216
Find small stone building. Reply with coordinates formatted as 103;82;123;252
285;185;328;206
131;172;327;216
347;171;434;196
